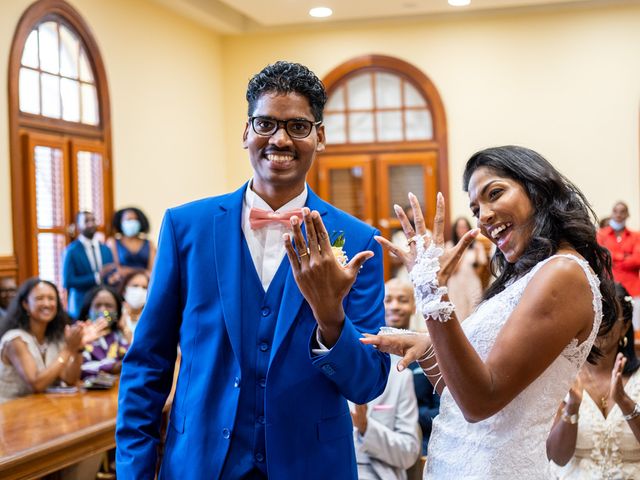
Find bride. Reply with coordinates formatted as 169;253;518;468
362;145;618;478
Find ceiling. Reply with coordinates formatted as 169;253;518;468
151;0;622;34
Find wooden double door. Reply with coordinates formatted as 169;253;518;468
312;151;438;278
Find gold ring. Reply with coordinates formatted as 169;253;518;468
299;250;309;258
407;236;417;247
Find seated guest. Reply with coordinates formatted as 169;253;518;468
79;285;129;378
547;283;640;478
385;278;440;455
107;207;156;274
63;211;116;320
0;276;17;319
118;269;149;342
351;355;420;480
0;278;106;403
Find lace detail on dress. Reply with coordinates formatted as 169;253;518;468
425;254;603;479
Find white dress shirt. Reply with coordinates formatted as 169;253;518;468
77;234;103;285
241;181;329;354
241;181;307;291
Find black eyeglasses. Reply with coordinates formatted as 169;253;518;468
249;116;322;139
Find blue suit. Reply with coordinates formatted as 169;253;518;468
116;184;390;479
62;239;114;319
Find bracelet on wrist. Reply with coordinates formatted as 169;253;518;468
561;411;579;424
623;403;640;421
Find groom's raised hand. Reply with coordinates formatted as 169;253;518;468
284;207;373;347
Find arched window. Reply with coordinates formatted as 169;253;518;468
310;55;449;278
9;0;112;286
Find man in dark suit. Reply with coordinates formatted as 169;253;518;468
62;211;115;319
116;61;390;479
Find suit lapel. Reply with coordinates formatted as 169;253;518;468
270;187;331;362
213;185;246;361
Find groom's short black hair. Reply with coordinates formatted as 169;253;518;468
246;61;327;122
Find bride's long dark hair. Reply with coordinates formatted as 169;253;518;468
462;146;617;362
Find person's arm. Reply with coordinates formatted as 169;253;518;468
284;209;390;404
147;241;157;272
116;210;181;479
62;246;98;289
106;237;121;267
610;354;640;444
546;377;582;465
358;371;421;469
619;236;640;271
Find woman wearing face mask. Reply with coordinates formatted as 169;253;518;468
118;269;149;342
107;207;156;275
0;278;107;403
548;283;640;479
597;202;640;331
78;285;129;378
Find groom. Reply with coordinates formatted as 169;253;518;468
116;61;390;479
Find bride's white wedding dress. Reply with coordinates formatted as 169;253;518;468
425;254;603;479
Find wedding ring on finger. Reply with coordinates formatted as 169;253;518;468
299;248;310;258
407;236;418;247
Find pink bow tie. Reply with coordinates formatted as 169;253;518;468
249;207;303;230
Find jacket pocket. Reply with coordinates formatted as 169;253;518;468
317;411;351;442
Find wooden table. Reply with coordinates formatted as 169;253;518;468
0;387;118;480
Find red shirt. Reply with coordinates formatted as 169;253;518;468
597;226;640;296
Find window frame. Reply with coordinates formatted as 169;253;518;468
8;0;113;283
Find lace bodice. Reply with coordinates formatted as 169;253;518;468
551;371;640;480
425;254;603;479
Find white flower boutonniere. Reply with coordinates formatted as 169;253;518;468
331;231;348;267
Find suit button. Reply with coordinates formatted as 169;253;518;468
222;428;231;439
257;415;265;424
259;342;269;352
258;377;266;388
255;452;264;462
234;377;240;387
261;307;270;317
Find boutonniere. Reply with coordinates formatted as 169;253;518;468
331;231;348;267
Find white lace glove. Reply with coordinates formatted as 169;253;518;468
409;235;455;322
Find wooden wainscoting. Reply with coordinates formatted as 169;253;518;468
0;256;18;280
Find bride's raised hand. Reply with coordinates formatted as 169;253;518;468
375;192;479;285
360;332;431;372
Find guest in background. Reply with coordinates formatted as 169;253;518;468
0;276;17;319
0;278;106;403
79;285;129;379
384;278;440;455
597;202;640;331
63;211;116;320
548;283;640;478
445;217;487;321
107;207;156;274
118;269;149;342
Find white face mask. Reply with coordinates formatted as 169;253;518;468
124;286;147;309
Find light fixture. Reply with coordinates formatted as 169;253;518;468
448;0;470;6
309;7;333;18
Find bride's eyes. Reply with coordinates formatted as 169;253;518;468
488;188;503;200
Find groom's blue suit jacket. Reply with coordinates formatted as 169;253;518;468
116;184;390;479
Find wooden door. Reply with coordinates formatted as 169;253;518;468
376;151;438;277
23;132;71;287
317;154;376;225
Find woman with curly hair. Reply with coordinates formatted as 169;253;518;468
107;207;156;274
0;277;106;403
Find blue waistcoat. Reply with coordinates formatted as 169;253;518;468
220;238;289;478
